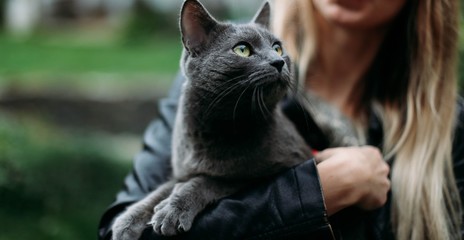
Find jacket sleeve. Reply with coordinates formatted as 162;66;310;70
98;73;334;240
452;97;464;238
183;160;334;240
138;160;333;240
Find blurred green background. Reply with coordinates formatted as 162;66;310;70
0;0;260;239
0;1;463;240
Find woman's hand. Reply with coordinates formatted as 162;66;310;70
315;146;390;216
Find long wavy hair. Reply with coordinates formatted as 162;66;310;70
272;0;462;239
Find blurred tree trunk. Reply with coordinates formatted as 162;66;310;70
52;0;78;20
0;0;5;27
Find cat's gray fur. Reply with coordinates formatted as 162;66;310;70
111;0;311;239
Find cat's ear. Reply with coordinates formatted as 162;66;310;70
180;0;218;56
252;1;271;29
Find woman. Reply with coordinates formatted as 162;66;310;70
274;0;463;239
99;0;464;239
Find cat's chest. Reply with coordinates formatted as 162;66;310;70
173;119;298;179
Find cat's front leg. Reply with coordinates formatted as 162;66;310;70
151;176;242;236
112;180;175;240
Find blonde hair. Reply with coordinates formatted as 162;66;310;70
272;0;462;239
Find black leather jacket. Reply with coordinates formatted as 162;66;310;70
98;73;464;240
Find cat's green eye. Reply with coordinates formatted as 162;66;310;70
233;44;251;57
273;44;283;56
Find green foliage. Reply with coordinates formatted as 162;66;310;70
0;33;181;76
121;0;179;44
0;116;131;240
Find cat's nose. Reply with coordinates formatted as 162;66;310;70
270;59;285;72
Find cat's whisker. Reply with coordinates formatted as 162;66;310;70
232;84;252;130
257;87;265;117
256;87;267;120
285;82;317;134
249;73;276;87
260;87;271;118
216;74;247;88
251;86;258;117
202;74;250;120
202;76;244;103
201;74;247;99
203;82;242;119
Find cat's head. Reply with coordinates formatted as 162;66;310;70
179;0;291;116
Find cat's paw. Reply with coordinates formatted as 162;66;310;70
151;199;196;236
112;212;148;240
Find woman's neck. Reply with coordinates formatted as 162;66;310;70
307;12;388;119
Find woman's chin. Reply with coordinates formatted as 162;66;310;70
313;0;406;30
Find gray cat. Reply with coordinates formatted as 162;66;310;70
111;0;312;239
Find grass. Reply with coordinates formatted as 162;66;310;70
0;32;182;94
0;33;182;75
0;114;132;240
